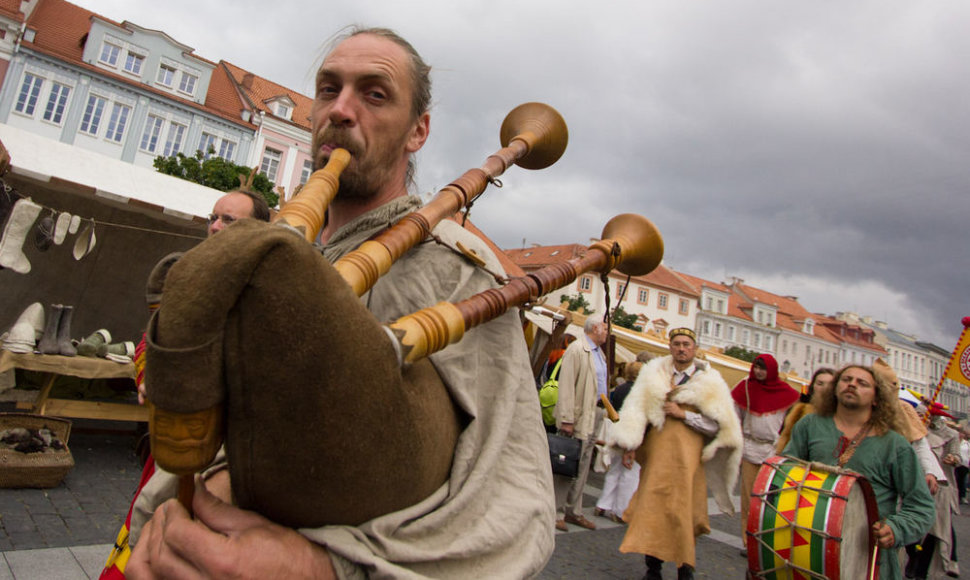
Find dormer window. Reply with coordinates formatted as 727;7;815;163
98;37;148;79
99;42;121;66
157;65;176;87
124;52;145;75
275;102;292;119
178;72;198;96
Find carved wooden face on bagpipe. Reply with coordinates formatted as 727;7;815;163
143;103;665;528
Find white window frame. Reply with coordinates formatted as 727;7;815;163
260;148;282;182
124;52;145;76
41;82;71;125
157;65;176;87
14;72;44;116
79;94;107;135
299;159;313;185
218;139;236;161
658;293;669;310
140;114;165;153
105;102;131;143
178;72;198;96
679;298;689;315
198;132;217;157
578;276;592;292
99;42;121;67
162;122;186;156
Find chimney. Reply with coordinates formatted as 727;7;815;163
242;73;254;89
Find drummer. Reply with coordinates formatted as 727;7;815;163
783;364;935;580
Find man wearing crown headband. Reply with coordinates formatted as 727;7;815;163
611;327;742;580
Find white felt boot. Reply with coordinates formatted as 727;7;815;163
2;302;45;353
0;198;42;273
53;211;72;245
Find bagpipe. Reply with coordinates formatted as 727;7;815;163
143;103;664;528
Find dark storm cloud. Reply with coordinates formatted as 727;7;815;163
78;0;970;346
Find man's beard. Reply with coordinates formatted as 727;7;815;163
837;392;866;411
314;127;409;202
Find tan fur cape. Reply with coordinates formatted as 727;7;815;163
611;355;743;515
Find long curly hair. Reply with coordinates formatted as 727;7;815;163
814;364;901;435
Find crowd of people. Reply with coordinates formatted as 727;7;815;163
549;322;968;580
97;23;967;580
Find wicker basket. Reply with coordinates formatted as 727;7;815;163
0;413;74;488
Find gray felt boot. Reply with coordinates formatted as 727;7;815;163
37;304;62;355
56;305;76;356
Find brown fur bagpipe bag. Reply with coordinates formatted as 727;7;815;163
144;219;459;527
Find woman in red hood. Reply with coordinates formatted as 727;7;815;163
732;354;800;554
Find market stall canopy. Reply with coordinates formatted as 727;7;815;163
0;123;222;223
0;123;217;346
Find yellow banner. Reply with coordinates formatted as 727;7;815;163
944;326;970;388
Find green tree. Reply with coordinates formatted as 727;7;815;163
724;345;759;362
559;293;594;314
610;306;641;331
153;148;279;208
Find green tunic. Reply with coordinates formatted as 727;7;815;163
783;414;935;580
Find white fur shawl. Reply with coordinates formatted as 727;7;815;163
610;355;742;515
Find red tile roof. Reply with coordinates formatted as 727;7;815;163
504;244;587;269
505;245;699;298
625;263;700;296
23;0;97;61
205;64;250;126
731;281;818;334
814;314;886;354
0;0;23;21
674;271;730;295
222;61;314;132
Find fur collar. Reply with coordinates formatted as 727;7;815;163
611;355;743;514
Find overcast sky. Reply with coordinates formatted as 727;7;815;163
71;0;969;348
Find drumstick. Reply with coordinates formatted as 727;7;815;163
868;543;879;580
869;518;885;580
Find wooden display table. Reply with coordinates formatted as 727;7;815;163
0;350;147;422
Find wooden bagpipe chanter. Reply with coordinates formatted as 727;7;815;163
143;103;665;529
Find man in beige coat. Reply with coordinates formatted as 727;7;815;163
554;317;609;530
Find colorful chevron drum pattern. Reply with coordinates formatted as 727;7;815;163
746;456;880;580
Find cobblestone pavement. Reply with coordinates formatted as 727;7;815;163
5;427;970;580
0;422;143;553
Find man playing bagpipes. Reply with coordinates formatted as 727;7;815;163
126;27;556;579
